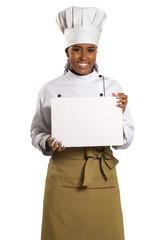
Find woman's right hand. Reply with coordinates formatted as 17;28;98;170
47;137;66;152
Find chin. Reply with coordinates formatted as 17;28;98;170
76;68;93;75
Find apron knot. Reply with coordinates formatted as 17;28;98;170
82;147;119;187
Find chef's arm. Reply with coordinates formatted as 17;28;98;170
112;105;134;150
30;90;55;156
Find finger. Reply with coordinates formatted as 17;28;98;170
117;93;128;99
117;99;128;104
117;103;124;107
117;104;125;113
57;141;63;152
49;138;56;147
47;137;55;148
52;140;59;151
62;146;66;151
112;93;116;97
47;137;52;145
57;142;66;152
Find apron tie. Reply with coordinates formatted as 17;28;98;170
82;147;119;187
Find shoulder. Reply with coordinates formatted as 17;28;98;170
43;74;66;90
38;74;66;96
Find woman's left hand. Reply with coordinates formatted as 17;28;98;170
112;93;128;113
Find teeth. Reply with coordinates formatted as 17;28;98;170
78;63;88;67
77;63;89;69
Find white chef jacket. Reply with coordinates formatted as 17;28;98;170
30;70;134;156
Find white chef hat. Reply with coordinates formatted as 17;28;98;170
56;6;107;48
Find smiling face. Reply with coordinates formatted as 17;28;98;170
65;44;97;75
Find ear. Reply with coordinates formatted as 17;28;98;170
65;48;69;58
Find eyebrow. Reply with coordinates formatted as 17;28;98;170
72;46;96;49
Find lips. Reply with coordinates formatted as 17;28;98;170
77;63;89;69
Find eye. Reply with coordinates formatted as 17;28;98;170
73;48;81;52
88;49;95;53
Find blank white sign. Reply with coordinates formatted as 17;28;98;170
51;97;123;147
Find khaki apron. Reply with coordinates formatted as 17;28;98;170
41;147;124;240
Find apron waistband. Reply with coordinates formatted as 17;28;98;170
53;147;119;187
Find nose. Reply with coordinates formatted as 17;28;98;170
79;50;88;61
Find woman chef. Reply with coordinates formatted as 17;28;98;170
31;6;134;240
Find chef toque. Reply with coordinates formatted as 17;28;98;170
56;6;107;48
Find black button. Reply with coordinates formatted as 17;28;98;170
99;75;102;78
57;94;61;97
100;93;103;97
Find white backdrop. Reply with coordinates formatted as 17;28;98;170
0;0;160;239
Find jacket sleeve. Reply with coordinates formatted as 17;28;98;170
108;79;135;150
30;87;54;156
112;104;135;150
